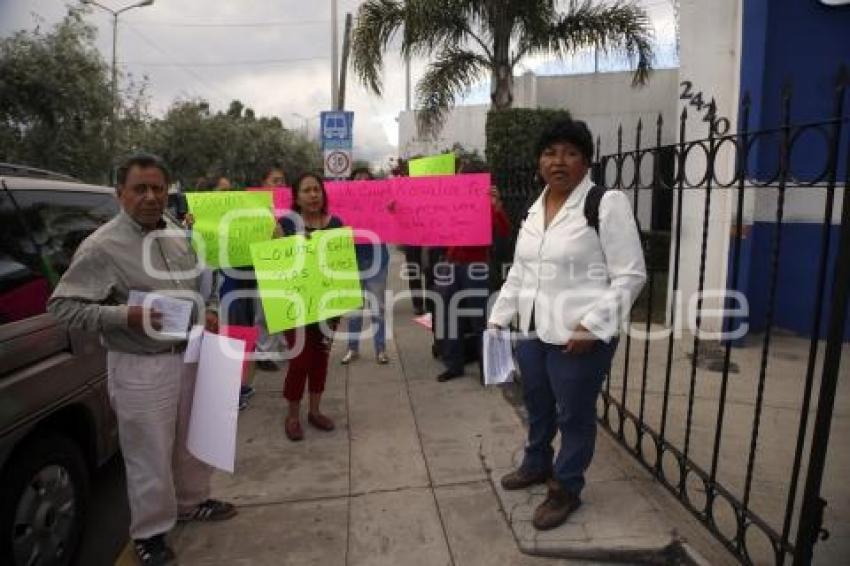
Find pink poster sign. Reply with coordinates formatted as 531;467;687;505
327;173;491;246
325;179;401;244
387;174;492;246
249;174;492;246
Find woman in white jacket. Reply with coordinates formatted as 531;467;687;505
488;119;646;531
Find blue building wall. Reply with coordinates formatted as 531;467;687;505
733;0;850;342
740;0;850;181
738;222;848;339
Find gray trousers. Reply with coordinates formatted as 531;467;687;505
107;351;212;539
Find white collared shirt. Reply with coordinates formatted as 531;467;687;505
488;173;646;344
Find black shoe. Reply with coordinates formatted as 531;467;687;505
436;369;464;382
134;534;176;566
178;499;238;522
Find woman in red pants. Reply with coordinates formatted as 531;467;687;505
279;172;343;441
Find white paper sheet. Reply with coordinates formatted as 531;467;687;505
128;290;193;338
482;329;516;385
183;325;205;363
187;331;244;473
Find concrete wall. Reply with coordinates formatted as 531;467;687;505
397;69;678;230
669;0;743;334
397;104;489;159
397;69;679;160
529;69;681;152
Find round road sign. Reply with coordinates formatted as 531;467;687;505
324;150;351;177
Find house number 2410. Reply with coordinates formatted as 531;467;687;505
679;81;731;136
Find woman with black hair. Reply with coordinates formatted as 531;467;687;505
278;172;343;441
488;119;646;530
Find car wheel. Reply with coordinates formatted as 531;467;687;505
0;434;89;566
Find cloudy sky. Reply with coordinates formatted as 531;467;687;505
1;0;677;168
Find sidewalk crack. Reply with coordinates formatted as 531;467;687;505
396;333;458;566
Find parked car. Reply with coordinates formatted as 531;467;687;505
0;165;120;566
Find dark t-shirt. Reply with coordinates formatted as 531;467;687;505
279;214;343;236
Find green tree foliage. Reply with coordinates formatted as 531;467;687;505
485;107;574;224
0;9;112;182
446;142;487;173
141;99;322;189
352;0;654;135
0;8;321;187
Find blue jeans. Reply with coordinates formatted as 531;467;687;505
347;263;388;354
435;262;489;373
219;269;256;327
516;337;618;496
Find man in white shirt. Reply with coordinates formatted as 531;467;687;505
488;119;646;531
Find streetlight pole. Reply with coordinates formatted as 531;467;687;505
331;0;339;109
81;0;154;181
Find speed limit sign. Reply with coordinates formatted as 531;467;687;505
324;149;352;179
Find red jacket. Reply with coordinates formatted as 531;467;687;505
445;206;511;264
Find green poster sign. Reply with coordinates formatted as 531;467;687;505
185;191;276;267
250;227;363;332
408;152;456;177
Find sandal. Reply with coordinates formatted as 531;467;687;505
307;412;335;431
285;417;304;441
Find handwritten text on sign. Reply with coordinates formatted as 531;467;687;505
185;191;276;268
250;228;363;332
325;180;400;243
244;175;492;246
384;174;491;246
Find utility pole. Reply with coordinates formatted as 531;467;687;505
337;13;353;110
81;0;154;182
405;55;411;111
594;40;599;73
331;0;339;109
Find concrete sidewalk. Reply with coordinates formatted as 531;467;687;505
118;252;734;565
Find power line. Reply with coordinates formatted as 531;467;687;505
128;18;329;28
122;22;236;104
123;56;329;68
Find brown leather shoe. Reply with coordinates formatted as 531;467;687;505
500;468;551;491
532;479;581;531
308;412;335;431
285;417;304;441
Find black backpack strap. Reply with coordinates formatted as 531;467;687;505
583;185;607;234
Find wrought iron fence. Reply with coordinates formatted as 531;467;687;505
494;69;850;565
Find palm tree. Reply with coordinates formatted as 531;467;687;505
352;0;655;134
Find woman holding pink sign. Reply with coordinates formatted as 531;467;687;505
341;167;391;365
278;172;343;442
